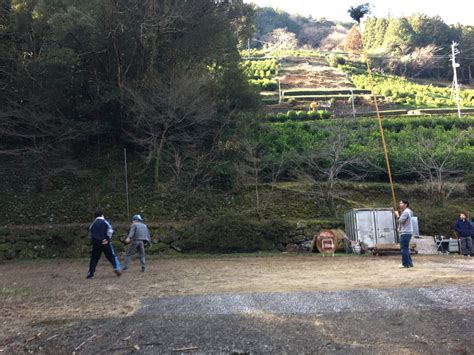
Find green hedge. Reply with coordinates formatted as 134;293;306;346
250;78;278;91
341;62;474;108
265;110;332;122
282;94;384;101
282;88;371;96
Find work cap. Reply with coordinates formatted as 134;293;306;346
132;214;143;222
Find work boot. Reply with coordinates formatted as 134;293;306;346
114;269;122;276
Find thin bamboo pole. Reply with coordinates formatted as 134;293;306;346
358;25;397;210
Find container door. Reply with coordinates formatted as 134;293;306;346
355;210;376;248
411;217;420;237
374;209;397;244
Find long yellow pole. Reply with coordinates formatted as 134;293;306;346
358;25;397;210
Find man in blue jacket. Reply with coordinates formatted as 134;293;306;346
86;210;122;279
454;212;473;257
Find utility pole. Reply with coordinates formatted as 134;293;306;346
278;78;282;104
350;89;356;120
451;41;461;118
123;148;130;219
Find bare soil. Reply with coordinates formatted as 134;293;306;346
278;57;352;89
1;254;473;353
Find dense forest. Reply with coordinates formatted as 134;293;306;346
0;0;258;193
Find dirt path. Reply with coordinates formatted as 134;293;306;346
1;254;473;344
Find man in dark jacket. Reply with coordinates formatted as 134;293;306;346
454;212;473;256
123;214;151;272
86;210;122;279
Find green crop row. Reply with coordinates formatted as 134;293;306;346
264;110;332;122
282;94;384;102
240;59;279;79
341;63;474;108
303;115;474;132
282;88;371;96
250;78;278;91
240;49;323;59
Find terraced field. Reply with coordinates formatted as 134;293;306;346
278;56;353;89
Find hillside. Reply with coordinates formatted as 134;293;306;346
1;1;473;260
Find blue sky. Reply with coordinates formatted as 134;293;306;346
245;0;472;25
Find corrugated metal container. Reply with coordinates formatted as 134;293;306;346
448;239;459;252
344;208;398;248
411;216;420;237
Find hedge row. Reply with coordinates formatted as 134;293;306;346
250;78;278;91
341;62;474;108
265;110;332;122
282;88;371;96
307;115;474;131
282;94;384;102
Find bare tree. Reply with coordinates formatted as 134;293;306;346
126;73;217;190
142;0;187;78
262;28;298;51
0;103;84;190
408;131;469;203
300;120;368;216
240;138;284;219
394;45;443;77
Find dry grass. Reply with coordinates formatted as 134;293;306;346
1;254;473;342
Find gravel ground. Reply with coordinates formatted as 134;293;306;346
1;255;473;354
5;286;474;354
137;286;474;316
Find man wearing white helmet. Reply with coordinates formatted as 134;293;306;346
123;214;151;272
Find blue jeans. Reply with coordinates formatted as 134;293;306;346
400;233;413;267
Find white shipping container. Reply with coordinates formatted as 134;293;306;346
344;208;398;248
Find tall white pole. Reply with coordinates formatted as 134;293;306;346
123;148;130;219
278;78;282;104
451;41;461;118
350;89;356;120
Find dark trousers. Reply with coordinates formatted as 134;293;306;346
88;241;121;275
460;237;473;256
400;233;413;267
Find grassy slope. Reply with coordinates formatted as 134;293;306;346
1;180;471;237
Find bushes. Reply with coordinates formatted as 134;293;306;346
250;78;278;90
262;118;473;184
282;88;371;96
241;59;279;91
174;215;293;253
287;110;298;120
297;111;308;120
240;49;323;58
327;54;346;68
265;110;332;122
343;63;474;108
